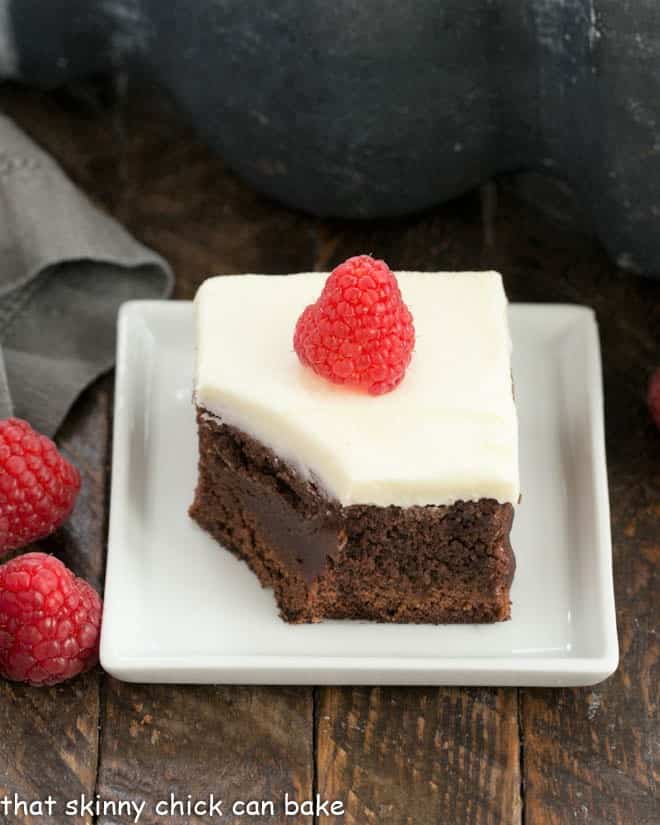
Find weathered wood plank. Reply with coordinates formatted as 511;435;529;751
516;218;659;824
96;683;313;825
317;687;521;825
0;378;112;825
521;437;658;824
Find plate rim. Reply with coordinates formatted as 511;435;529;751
100;299;619;686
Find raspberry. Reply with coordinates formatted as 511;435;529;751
0;552;101;686
648;368;660;430
0;418;80;555
293;255;415;394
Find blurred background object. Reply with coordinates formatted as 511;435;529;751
1;0;659;277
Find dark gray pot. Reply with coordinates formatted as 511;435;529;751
3;0;660;276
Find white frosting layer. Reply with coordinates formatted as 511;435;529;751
194;271;519;507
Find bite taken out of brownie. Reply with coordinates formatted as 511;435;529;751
190;414;515;623
190;257;520;624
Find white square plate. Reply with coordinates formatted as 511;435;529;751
101;301;618;686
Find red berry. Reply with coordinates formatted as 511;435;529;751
0;552;101;686
0;418;80;555
648;368;660;430
293;255;415;394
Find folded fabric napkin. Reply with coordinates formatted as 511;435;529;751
0;115;173;436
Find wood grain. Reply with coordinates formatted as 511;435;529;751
517;225;660;824
317;687;521;825
95;683;313;825
0;378;112;825
520;468;659;825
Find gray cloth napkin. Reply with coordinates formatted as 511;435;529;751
0;115;173;436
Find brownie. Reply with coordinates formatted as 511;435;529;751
189;411;515;624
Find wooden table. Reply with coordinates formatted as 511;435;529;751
0;81;657;825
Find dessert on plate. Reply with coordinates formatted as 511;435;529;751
190;255;519;623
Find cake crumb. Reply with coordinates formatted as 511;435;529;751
586;691;602;720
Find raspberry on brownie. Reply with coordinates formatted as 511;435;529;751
294;255;415;394
190;258;519;623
